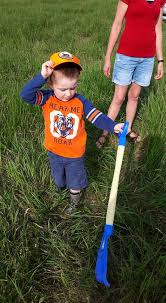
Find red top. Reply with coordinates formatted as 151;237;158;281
117;0;166;57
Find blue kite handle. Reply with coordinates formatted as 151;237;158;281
118;121;129;146
103;224;114;237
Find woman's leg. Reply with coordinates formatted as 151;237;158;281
108;84;128;119
126;57;154;141
126;82;142;141
96;84;128;148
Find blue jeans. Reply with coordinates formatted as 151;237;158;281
48;151;88;190
112;53;154;87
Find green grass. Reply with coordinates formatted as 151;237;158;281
0;0;166;302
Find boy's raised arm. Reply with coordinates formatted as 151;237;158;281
20;73;51;106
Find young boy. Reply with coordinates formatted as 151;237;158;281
20;51;124;214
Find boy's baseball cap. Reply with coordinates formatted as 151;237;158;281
50;51;82;70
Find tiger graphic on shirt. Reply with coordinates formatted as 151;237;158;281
50;110;79;139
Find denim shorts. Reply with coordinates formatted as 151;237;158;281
48;151;88;190
112;53;154;87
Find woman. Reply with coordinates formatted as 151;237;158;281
97;0;165;147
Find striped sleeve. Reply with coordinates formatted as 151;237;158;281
86;108;103;124
36;90;44;105
20;73;52;106
76;94;117;133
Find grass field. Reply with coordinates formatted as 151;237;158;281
0;0;166;302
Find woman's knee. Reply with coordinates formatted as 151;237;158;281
113;92;125;106
128;92;139;102
128;85;141;101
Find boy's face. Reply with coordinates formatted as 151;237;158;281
51;72;79;101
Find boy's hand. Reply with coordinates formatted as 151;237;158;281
41;61;54;79
114;123;124;134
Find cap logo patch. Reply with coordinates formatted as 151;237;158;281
59;52;73;60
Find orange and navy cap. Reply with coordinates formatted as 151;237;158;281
50;51;82;70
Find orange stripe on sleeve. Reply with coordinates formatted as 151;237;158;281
36;91;43;105
88;110;100;122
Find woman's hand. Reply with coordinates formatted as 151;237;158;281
154;62;164;80
103;57;111;78
41;61;54;79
